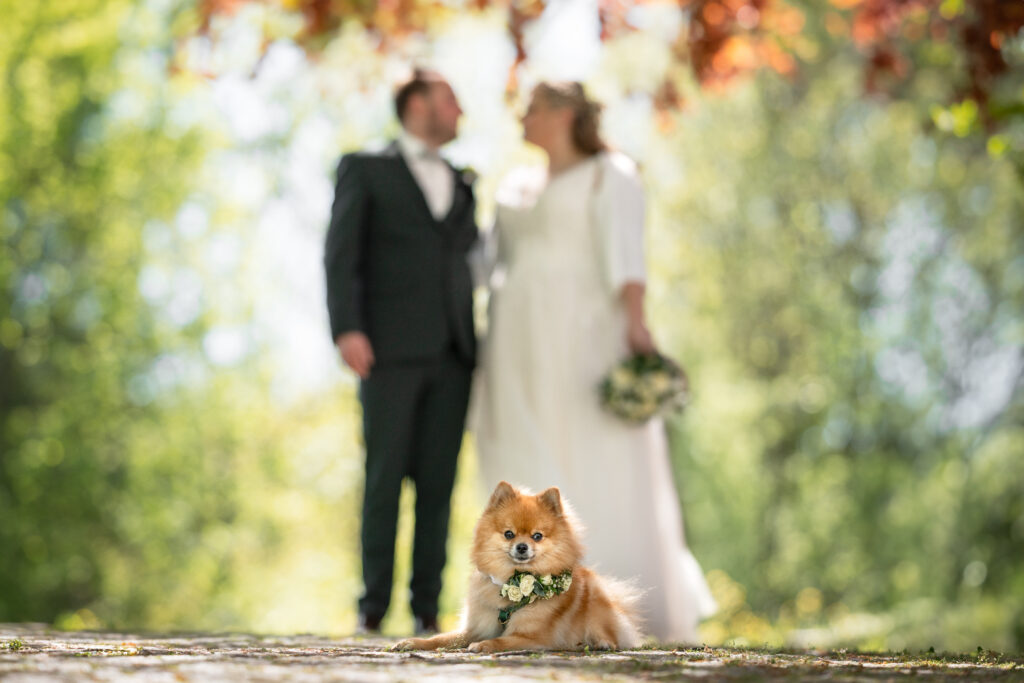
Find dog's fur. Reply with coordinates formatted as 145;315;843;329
393;481;642;652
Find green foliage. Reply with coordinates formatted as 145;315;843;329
653;53;1023;651
0;0;227;627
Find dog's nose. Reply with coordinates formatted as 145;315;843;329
515;543;528;554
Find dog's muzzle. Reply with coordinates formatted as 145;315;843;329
511;542;534;563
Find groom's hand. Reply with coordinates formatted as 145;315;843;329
337;332;375;379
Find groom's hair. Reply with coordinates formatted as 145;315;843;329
395;68;446;125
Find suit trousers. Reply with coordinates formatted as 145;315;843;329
357;350;472;619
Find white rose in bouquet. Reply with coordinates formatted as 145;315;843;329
599;352;689;424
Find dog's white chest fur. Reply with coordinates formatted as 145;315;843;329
462;572;506;640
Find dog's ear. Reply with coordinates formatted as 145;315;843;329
487;481;517;509
538;487;563;515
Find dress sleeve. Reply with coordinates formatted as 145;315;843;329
596;153;647;291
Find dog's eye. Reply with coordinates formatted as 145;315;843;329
532;532;543;541
504;530;514;540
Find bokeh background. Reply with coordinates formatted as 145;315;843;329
2;0;1022;652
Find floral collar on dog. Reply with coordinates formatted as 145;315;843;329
490;569;573;626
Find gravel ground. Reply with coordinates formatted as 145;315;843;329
1;623;1021;681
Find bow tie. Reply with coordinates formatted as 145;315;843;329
418;148;443;163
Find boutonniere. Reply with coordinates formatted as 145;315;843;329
458;166;478;186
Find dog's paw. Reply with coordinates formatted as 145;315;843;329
390;638;429;651
467;639;498;654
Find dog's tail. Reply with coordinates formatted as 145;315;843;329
600;575;646;649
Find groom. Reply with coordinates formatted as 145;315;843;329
324;68;478;634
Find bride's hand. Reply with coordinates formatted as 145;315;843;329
627;321;656;355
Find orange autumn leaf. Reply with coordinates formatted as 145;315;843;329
713;35;758;73
762;2;804;36
758;38;796;75
192;0;1024;130
824;11;848;37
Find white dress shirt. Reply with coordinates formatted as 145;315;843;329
398;131;455;221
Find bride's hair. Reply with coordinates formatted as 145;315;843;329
533;81;606;156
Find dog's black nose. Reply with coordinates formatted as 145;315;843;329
515;543;528;554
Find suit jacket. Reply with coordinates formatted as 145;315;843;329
324;142;478;366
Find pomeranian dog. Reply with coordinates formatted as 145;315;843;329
393;481;642;652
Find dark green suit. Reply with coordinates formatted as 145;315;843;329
324;142;477;620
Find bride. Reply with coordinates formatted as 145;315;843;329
473;81;716;643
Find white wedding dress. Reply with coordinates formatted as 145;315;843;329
472;151;717;643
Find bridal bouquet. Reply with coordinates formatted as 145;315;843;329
599;352;690;424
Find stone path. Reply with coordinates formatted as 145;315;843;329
1;624;1021;681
